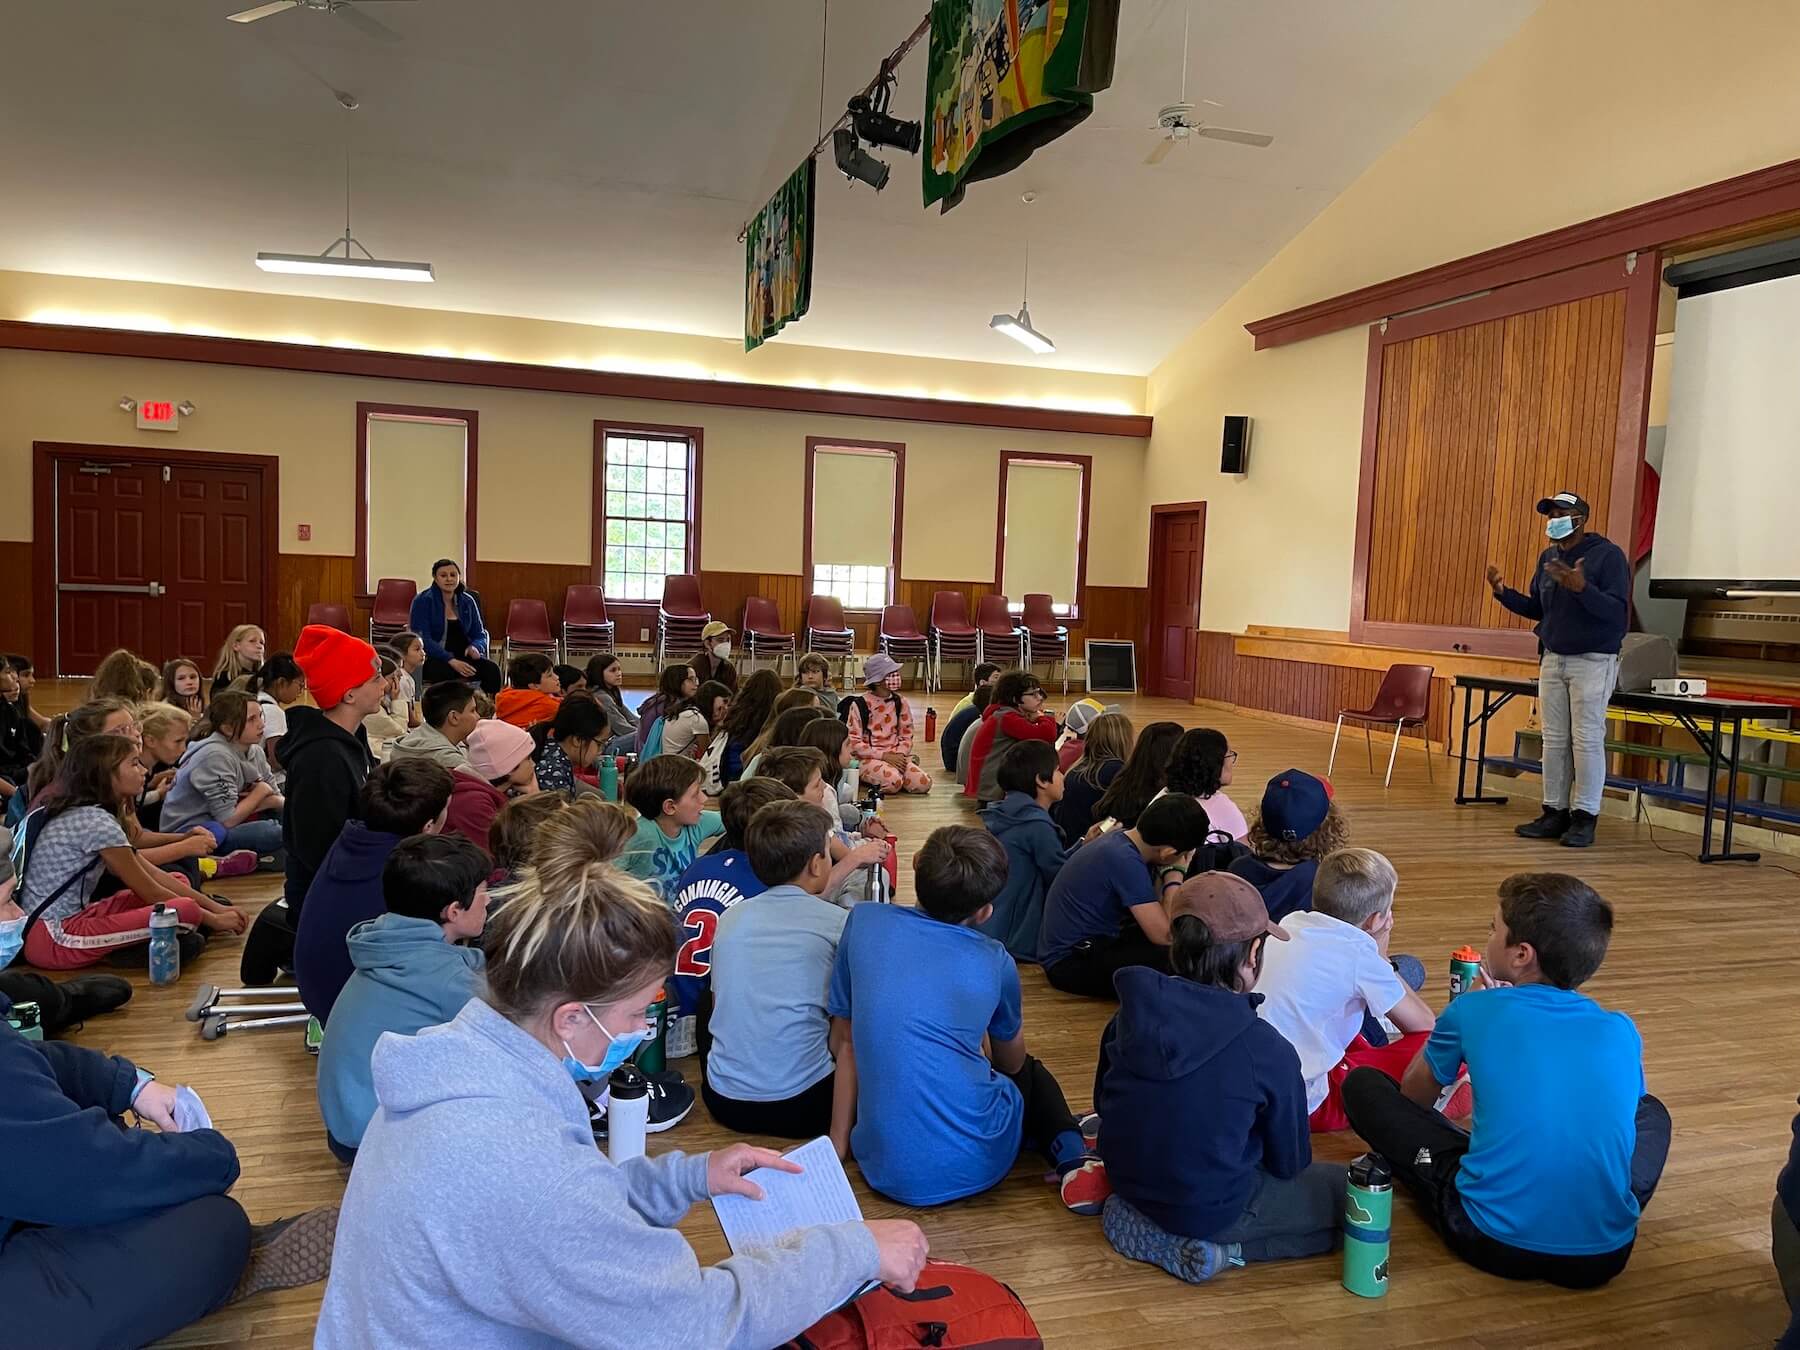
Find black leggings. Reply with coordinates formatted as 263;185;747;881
1043;922;1171;999
422;655;503;696
702;1072;836;1140
1341;1067;1671;1288
1005;1054;1084;1169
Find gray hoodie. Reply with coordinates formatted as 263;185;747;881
159;732;276;833
315;997;879;1350
386;721;476;776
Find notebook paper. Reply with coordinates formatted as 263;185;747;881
711;1136;862;1254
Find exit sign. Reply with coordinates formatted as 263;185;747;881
136;400;179;431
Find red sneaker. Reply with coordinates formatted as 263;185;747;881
1060;1158;1111;1216
208;849;261;879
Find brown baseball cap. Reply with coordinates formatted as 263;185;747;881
1168;872;1290;943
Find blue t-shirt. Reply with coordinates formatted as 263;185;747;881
1423;983;1645;1255
1037;829;1153;968
668;849;766;1020
827;904;1024;1206
618;811;724;902
1228;855;1317;924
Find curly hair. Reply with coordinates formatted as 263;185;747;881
1247;799;1350;864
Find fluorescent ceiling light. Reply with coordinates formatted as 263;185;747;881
255;249;434;282
990;302;1055;354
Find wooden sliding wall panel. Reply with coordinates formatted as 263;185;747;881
1485;290;1626;632
699;571;808;639
274;553;360;648
1195;630;1238;703
1233;654;1451;743
1362;321;1504;628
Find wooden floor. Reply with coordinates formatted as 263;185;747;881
37;685;1797;1348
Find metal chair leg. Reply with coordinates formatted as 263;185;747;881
1385;720;1404;789
1364;722;1374;773
1328;714;1345;777
1424;724;1435;782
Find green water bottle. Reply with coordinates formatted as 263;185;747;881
599;755;619;801
635;987;668;1075
1448;945;1483;1000
5;1001;43;1042
1342;1153;1392;1298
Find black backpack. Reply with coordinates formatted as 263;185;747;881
1186;829;1250;878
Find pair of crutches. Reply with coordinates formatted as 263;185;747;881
185;982;312;1044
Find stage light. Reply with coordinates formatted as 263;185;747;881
832;127;890;191
850;95;921;155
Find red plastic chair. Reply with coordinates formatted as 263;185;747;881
306;603;352;633
504;598;559;664
1328;663;1435;788
804;594;856;682
368;578;417;647
879;605;930;687
1021;592;1069;694
742;596;796;675
929;591;979;693
562;585;615;660
656;574;711;667
974;594;1024;670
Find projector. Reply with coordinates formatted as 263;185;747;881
1651;677;1708;697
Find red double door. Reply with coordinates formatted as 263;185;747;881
55;457;265;676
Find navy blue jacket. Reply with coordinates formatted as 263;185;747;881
1497;532;1631;656
940;704;981;773
1095;968;1310;1240
293;820;404;1023
977;791;1070;962
408;587;491;662
0;999;239;1246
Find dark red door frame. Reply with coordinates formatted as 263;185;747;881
1147;501;1206;701
355;402;480;598
31;441;281;676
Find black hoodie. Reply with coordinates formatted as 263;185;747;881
1095;966;1311;1240
279;705;375;916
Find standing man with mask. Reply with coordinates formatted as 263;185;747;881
1486;491;1631;849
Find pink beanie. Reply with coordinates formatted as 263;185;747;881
465;719;534;782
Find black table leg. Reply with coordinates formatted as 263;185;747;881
1456;685;1473;802
1707;713;1761;864
1454;686;1511;806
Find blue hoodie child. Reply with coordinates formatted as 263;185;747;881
978;791;1069;962
293;820;405;1023
316;914;484;1154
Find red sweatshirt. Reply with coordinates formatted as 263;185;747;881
964;704;1058;800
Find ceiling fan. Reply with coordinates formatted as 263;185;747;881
226;0;412;42
1145;2;1273;165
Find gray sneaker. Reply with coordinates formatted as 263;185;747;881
1102;1194;1239;1284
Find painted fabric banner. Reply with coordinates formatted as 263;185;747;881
923;0;1118;212
745;157;816;351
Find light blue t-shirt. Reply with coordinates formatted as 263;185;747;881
827;904;1024;1207
617;811;723;902
705;884;847;1103
1424;982;1645;1255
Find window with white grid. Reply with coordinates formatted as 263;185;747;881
600;432;695;602
809;443;900;612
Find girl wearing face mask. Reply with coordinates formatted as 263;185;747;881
842;655;932;795
689;622;740;696
315;816;929;1349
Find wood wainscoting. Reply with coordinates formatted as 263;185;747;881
0;540;33;655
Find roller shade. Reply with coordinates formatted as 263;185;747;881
367;416;468;591
811;448;896;567
1002;461;1082;604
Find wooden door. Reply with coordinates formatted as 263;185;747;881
56;458;165;675
1149;506;1204;700
162;464;264;665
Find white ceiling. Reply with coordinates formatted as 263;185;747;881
0;0;1536;376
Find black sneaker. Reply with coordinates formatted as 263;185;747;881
1515;808;1572;840
588;1070;696;1137
1560;811;1598;848
57;974;134;1023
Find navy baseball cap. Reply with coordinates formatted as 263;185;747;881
1259;769;1331;842
1535;491;1591;516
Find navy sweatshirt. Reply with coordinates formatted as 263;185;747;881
1496;531;1631;656
293;820;405;1023
0;999;239;1246
1095;969;1310;1240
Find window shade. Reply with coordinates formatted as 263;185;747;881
1002;462;1082;604
811;449;896;567
367;416;468;590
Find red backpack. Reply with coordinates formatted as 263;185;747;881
780;1262;1041;1350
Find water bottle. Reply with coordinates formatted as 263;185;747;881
606;1063;649;1164
859;788;885;902
1342;1153;1393;1298
599;755;618;801
924;707;938;742
636;987;668;1075
5;1000;43;1041
148;904;180;986
1448;946;1483;1000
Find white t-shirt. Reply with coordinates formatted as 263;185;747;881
1255;909;1408;1112
660;708;708;760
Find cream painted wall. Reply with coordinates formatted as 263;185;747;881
0;348;1149;586
1146;0;1800;635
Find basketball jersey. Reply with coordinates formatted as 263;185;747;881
666;848;767;1057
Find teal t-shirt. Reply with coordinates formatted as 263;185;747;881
619;811;723;902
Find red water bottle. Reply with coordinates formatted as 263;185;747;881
925;707;938;742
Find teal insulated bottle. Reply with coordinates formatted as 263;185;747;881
1342;1153;1393;1298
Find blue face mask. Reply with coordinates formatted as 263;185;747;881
561;1004;647;1084
1545;515;1577;541
0;915;23;970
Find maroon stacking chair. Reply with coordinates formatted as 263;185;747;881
879;604;930;688
1021;592;1070;695
306;602;352;633
1328;663;1436;788
368;577;417;648
503;599;559;664
656;574;711;668
562;585;615;661
928;591;979;693
974;594;1025;671
742;596;797;675
804;594;856;682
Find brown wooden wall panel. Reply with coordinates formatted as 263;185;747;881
0;541;34;656
1195;630;1237;702
1082;586;1148;644
1231;654;1451;744
273;552;359;650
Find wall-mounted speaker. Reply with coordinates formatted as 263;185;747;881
1221;415;1251;475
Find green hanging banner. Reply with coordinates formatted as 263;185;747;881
923;0;1118;212
744;157;816;351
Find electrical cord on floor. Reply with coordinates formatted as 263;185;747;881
1632;795;1800;878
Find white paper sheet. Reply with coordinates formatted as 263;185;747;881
710;1136;862;1255
173;1085;213;1132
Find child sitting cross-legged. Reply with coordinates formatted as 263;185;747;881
1229;769;1346;923
1096;872;1344;1283
702;800;853;1141
530;692;608;797
752;747;889;903
316;833;489;1164
828;825;1105;1213
619;754;723;902
443;719;539;854
1254;848;1438;1132
494;653;561;730
978;739;1070;962
1342;873;1671;1289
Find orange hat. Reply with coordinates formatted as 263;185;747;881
294;625;379;711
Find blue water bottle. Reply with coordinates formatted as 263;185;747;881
148;904;180;986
